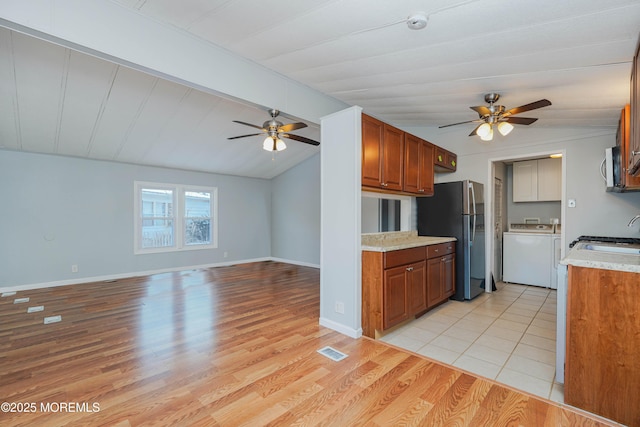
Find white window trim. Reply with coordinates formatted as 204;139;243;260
134;181;218;254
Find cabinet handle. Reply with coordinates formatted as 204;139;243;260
442;257;446;262
633;151;640;156
406;266;414;272
381;182;388;187
434;249;439;252
419;189;425;192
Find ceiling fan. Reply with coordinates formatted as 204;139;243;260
228;109;320;151
439;93;552;141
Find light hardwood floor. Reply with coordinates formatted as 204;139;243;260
0;262;618;426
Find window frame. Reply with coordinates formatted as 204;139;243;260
134;181;218;254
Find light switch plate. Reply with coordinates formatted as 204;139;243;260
568;199;576;208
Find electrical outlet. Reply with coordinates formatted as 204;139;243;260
71;264;78;273
223;251;228;258
335;301;345;314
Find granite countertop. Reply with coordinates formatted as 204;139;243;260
362;231;456;252
561;241;640;273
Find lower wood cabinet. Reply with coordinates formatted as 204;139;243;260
362;242;455;338
565;265;640;426
426;243;455;308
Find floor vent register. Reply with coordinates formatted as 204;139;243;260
317;346;348;362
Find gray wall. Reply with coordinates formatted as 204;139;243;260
1;150;272;288
271;153;321;266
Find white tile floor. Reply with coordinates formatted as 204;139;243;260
379;282;564;402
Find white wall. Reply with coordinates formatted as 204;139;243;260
320;106;362;338
271;153;320;267
0;150;272;289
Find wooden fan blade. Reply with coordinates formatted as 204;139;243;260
470;106;491;117
504;99;551;116
439;120;477;129
504;117;538;125
469;124;484;136
227;133;263;140
279;122;307;133
232;120;266;131
281;133;320;146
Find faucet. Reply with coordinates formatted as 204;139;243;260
628;214;640;228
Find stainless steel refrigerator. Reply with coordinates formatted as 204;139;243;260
417;180;485;301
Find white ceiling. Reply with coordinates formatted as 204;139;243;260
1;0;639;178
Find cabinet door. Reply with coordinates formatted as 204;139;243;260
418;141;435;195
403;133;421;193
408;261;427;314
630;48;640;175
537;158;562;201
443;254;455;298
383;265;409;329
404;135;434;195
513;160;538;202
426;257;443;308
362;114;383;188
382;124;404;191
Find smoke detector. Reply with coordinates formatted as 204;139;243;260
407;12;428;30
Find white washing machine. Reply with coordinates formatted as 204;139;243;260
503;224;554;287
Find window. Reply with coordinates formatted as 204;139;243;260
134;182;217;254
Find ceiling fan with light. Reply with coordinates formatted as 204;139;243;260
439;93;552;141
228;109;320;151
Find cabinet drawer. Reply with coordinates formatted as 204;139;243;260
384;247;425;269
426;242;455;258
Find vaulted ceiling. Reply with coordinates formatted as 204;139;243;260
1;0;639;178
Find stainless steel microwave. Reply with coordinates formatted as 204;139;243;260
605;146;621;190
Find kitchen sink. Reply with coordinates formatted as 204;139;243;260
581;243;640;255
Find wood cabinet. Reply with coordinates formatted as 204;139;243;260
513;158;561;202
362;113;453;196
565;265;640;426
617;104;640;190
362;114;404;191
434;147;457;172
629;38;640;176
404;133;435;195
362;242;455;338
426;243;455;308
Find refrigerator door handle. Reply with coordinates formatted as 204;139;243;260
470;183;476;243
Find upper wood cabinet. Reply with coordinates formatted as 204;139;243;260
403;133;435;195
362;114;404;191
630;39;640;176
513;158;561;202
434;147;457;172
618;104;640;189
362;113;449;196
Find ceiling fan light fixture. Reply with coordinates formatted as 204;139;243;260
498;121;514;136
480;126;494;141
263;136;286;151
476;123;492;138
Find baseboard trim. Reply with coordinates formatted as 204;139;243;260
270;257;320;269
0;257;281;293
319;317;362;339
